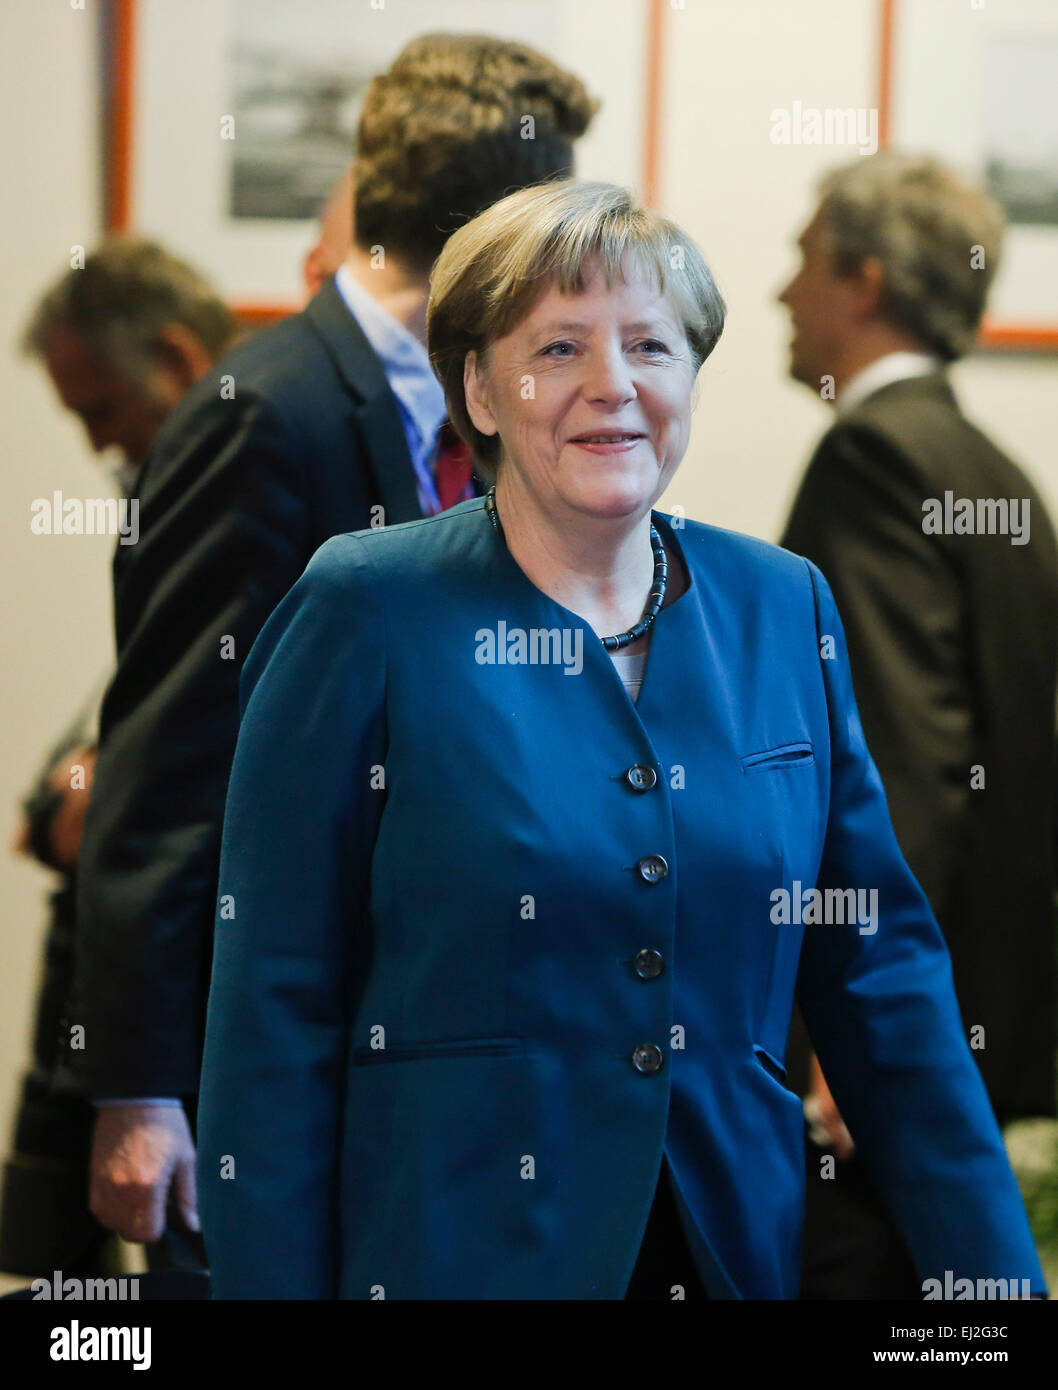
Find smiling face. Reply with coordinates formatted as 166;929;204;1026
464;260;698;523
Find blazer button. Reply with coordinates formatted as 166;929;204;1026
636;854;668;884
632;1043;664;1074
633;948;665;979
624;764;658;792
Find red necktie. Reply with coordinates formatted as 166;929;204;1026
433;419;474;512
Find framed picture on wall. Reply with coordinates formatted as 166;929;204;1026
881;0;1058;349
104;0;666;324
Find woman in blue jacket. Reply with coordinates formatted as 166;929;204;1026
196;179;1047;1300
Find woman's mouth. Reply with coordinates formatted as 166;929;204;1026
569;432;645;453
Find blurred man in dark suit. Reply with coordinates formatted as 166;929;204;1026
777;151;1058;1297
68;33;598;1261
5;240;238;1278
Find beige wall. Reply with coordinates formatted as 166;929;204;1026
1;3;111;1170
655;1;1058;534
2;0;1056;1221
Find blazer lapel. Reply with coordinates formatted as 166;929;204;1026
303;277;423;525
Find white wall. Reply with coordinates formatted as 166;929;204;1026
2;0;1056;1262
0;1;110;1201
656;0;1058;536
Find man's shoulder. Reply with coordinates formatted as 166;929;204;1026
807;378;1058;560
829;373;1030;495
790;374;1058;565
165;309;341;435
138;301;372;501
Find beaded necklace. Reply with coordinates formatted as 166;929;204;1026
483;486;668;652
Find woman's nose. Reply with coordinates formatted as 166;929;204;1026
581;344;636;403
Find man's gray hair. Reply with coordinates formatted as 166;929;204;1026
22;237;238;381
818;151;1006;362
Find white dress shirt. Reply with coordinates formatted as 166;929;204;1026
333;263;450;516
836;351;944;416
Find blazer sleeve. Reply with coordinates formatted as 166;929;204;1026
795;558;1046;1295
780;425;973;919
196;533;386;1299
70;389;310;1099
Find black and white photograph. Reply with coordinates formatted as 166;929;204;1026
109;0;643;310
982;33;1058;228
884;0;1058;343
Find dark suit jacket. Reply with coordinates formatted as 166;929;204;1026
1;697;105;1274
781;372;1058;1123
69;277;437;1099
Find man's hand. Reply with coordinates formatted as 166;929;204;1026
47;744;96;871
804;1052;855;1159
89;1104;200;1243
13;744;97;871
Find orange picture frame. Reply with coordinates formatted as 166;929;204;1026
104;0;669;331
878;0;1058;352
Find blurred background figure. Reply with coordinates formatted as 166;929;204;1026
1;241;238;1280
777;151;1058;1298
302;166;355;301
23;240;240;491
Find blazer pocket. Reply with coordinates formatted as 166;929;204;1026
752;1043;789;1087
350;1035;525;1065
741;741;814;772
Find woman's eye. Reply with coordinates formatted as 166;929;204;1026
541;339;668;357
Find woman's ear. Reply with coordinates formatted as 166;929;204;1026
464;350;499;438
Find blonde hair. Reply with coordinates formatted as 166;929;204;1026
427;179;725;480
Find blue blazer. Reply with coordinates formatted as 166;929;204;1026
196;497;1045;1299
